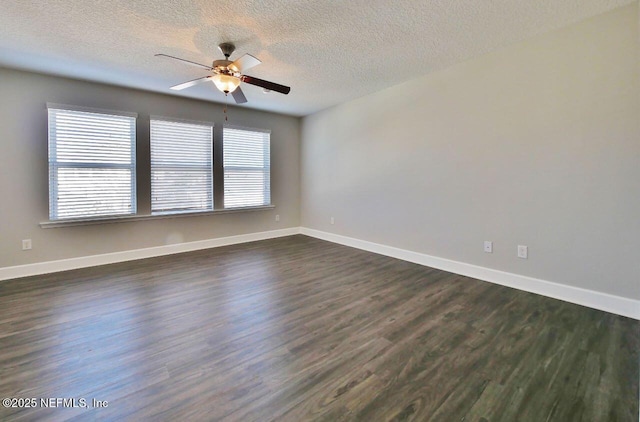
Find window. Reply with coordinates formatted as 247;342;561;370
223;126;271;208
48;105;137;220
150;118;213;214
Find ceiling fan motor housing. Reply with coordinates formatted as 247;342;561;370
212;59;241;77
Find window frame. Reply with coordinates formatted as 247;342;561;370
149;116;214;215
222;125;271;209
47;103;138;221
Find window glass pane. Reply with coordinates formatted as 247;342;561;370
52;111;133;164
55;168;133;219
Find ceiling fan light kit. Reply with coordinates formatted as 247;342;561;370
156;43;290;105
212;73;240;93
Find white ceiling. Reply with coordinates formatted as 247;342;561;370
0;0;633;116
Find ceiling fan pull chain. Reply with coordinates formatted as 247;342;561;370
223;93;229;122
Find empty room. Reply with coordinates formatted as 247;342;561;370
0;1;638;421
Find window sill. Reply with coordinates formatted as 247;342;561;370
40;205;275;229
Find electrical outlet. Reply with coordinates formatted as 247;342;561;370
330;217;335;225
483;241;493;253
517;245;528;259
22;239;32;251
275;214;280;222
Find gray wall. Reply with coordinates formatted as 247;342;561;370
0;68;300;267
301;4;640;300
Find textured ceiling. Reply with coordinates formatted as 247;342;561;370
0;0;633;116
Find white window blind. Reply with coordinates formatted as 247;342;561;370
223;126;271;208
150;119;213;214
48;106;137;220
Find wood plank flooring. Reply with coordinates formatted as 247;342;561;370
0;235;638;421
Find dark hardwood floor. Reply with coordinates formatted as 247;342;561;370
0;235;638;421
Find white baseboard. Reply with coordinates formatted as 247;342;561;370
300;228;640;320
0;227;301;282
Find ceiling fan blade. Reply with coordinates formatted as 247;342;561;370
170;76;211;91
155;54;212;70
241;75;291;95
231;86;248;104
229;54;261;72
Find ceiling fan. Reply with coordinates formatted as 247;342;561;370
156;43;290;104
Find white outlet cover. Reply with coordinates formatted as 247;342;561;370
517;245;528;259
483;241;493;253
